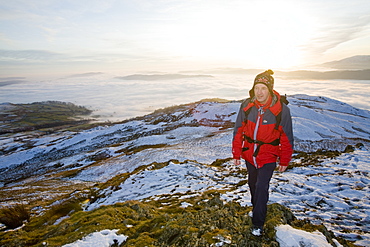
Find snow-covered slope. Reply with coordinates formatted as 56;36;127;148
1;94;370;245
1;94;370;183
289;95;370;150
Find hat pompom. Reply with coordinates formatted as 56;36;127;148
265;69;274;76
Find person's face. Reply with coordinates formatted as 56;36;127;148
254;83;270;104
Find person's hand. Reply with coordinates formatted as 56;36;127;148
234;159;241;166
278;165;288;172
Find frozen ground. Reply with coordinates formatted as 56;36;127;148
62;224;346;247
1;95;370;245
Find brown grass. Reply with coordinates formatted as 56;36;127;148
0;204;30;229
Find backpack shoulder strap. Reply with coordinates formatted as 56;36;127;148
244;107;253;122
243;98;253;122
275;111;282;130
274;94;288;129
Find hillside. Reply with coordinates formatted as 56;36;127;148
278;69;370;80
0;101;92;134
1;95;370;246
179;60;370;80
321;55;370;70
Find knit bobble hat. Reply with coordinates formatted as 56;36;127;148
249;69;274;98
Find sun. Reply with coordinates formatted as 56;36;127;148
156;1;315;70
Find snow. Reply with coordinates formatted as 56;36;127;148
87;160;237;211
2;95;370;170
60;223;351;247
288;95;370;142
1;94;370;245
82;148;370;243
180;202;193;208
355;234;370;246
276;225;336;247
62;229;127;247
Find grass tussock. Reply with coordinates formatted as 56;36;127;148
26;200;83;229
0;204;30;229
289;145;361;170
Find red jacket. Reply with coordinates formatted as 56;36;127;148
232;91;294;168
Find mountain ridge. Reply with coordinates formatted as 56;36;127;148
321;55;370;70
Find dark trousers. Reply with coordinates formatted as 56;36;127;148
246;162;276;227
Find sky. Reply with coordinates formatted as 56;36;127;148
0;0;370;78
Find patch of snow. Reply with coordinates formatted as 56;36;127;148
276;224;337;247
180;202;193;208
53;215;69;225
355;233;370;246
213;234;232;246
62;229;127;247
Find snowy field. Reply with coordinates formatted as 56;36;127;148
1;94;370;246
62;149;370;246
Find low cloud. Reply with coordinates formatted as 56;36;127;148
0;77;26;87
66;72;105;78
0;49;64;61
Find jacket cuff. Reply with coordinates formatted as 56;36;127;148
279;162;289;167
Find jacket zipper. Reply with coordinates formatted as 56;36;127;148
253;107;264;168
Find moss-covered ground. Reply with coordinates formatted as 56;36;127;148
0;146;361;246
0;190;355;247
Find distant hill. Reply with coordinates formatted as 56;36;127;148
179;65;370;80
180;68;262;75
321;55;370;70
0;101;92;134
278;69;370;80
115;74;213;81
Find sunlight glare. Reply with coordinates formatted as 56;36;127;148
160;1;315;69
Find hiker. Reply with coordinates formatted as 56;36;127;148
232;69;294;236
